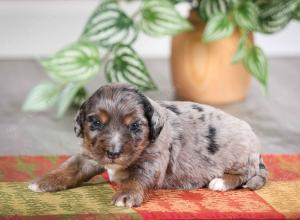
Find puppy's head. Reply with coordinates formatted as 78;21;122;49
74;84;163;168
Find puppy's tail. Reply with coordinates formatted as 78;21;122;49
245;155;268;190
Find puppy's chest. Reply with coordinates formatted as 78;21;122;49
104;165;129;183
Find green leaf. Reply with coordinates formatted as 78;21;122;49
244;46;268;89
22;81;60;112
256;0;299;33
198;0;231;21
203;14;235;42
139;0;193;36
293;3;300;20
72;87;88;107
105;44;157;91
231;34;247;63
81;1;137;47
42;42;101;84
57;83;85;118
169;0;186;4
233;1;259;31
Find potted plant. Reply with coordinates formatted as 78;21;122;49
23;0;300;116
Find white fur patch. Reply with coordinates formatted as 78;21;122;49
115;199;125;207
208;178;228;191
89;130;98;138
28;183;43;192
105;164;128;183
110;132;122;152
114;196;133;207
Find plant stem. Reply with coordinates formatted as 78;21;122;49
131;2;143;19
102;50;111;63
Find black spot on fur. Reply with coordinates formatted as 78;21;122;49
177;133;186;146
171;121;180;127
191;104;203;112
259;162;266;170
194;149;202;154
168;144;173;153
167;143;175;174
129;163;146;175
201;154;216;166
165;105;181;115
206;126;219;154
190;182;201;189
198;115;205;122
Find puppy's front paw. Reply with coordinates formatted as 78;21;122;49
208;178;228;192
28;173;69;193
112;191;144;208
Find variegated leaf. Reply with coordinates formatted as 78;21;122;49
233;1;259;31
232;34;247;63
198;0;231;21
293;3;300;20
139;0;192;36
105;44;157;91
81;1;137;47
57;83;86;117
203;14;235;42
22;81;60;112
42;42;101;84
244;46;268;89
256;0;299;33
72;87;88;107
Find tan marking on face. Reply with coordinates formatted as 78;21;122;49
97;110;109;124
123;113;136;125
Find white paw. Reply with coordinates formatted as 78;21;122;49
114;199;125;207
114;198;133;208
208;178;228;192
28;183;43;192
113;194;135;207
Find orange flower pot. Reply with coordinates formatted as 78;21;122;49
171;11;251;105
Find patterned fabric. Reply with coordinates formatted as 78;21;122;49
0;155;299;219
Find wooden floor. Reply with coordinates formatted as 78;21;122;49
0;58;299;155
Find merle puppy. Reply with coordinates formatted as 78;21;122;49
29;83;267;207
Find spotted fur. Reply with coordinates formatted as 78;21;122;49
29;83;267;207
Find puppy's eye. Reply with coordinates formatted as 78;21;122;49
90;120;103;131
129;122;140;133
88;115;103;131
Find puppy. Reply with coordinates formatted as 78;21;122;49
29;83;267;207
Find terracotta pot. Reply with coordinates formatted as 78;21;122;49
171;11;251;105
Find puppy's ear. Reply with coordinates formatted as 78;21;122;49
138;92;164;143
74;101;87;138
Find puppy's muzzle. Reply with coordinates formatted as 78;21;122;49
106;150;121;159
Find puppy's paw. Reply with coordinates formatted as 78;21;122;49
208;178;228;192
28;174;68;193
112;191;144;208
28;182;44;192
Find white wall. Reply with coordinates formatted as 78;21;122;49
0;0;300;58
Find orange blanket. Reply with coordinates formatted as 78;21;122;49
0;155;299;219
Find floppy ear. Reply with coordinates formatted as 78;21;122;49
74;101;87;138
137;92;164;143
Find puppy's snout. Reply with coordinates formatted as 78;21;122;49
106;150;121;159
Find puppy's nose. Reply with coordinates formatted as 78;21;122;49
106;150;120;159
